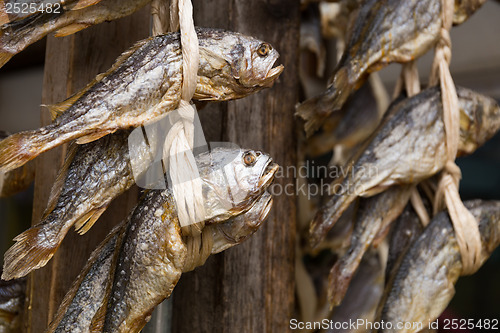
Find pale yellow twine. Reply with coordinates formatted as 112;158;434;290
152;0;206;236
429;0;482;275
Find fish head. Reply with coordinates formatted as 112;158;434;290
196;147;278;223
229;38;284;88
196;29;283;100
457;87;500;155
211;192;273;254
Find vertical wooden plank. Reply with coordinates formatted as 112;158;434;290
173;1;300;332
25;8;150;333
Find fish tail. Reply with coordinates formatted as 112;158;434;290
0;131;47;172
2;220;64;280
0;50;14;68
296;66;352;137
308;192;354;248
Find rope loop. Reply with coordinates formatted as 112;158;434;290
152;0;206;235
428;0;483;275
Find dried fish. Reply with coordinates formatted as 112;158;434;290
2;146;278;280
0;0;151;67
328;185;412;307
0;28;283;172
48;189;274;333
0;272;25;333
376;200;500;332
297;0;442;135
309;86;500;247
384;204;424;283
297;0;486;136
326;250;384;333
0;131;34;198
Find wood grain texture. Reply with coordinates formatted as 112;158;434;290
172;1;300;332
24;8;150;333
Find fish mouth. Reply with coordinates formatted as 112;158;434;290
258;160;279;189
262;62;284;86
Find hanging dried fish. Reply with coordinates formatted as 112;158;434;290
296;0;442;135
296;0;486;136
47;189;274;333
0;28;283;173
0;131;34;198
0;0;152;68
325;250;385;333
328;185;412;307
309;86;500;247
2;146;278;280
376;200;500;333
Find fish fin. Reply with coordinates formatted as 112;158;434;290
309;192;355;248
0;132;39;172
0;9;9;26
75;130;114;144
45;72;107;120
360;185;390;197
328;261;352;308
42;103;71;121
70;0;102;10
296;66;352;137
54;23;90;37
107;37;153;72
89;300;108;333
0;51;14;69
2;224;60;280
74;205;108;235
43;143;78;217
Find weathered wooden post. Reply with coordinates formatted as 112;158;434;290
172;1;300;332
24;9;150;332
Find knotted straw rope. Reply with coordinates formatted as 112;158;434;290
152;0;206;237
428;0;481;275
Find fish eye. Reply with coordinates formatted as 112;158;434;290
243;151;257;166
257;43;271;57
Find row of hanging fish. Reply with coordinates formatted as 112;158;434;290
0;17;284;331
296;0;499;332
0;27;283;173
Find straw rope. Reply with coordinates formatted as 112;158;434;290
429;0;482;275
151;0;206;236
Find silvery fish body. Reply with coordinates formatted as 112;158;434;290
376;200;500;333
0;28;283;172
309;86;500;247
3;146;277;280
0;0;151;67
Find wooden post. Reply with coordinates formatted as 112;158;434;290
24;9;150;333
172;1;300;332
